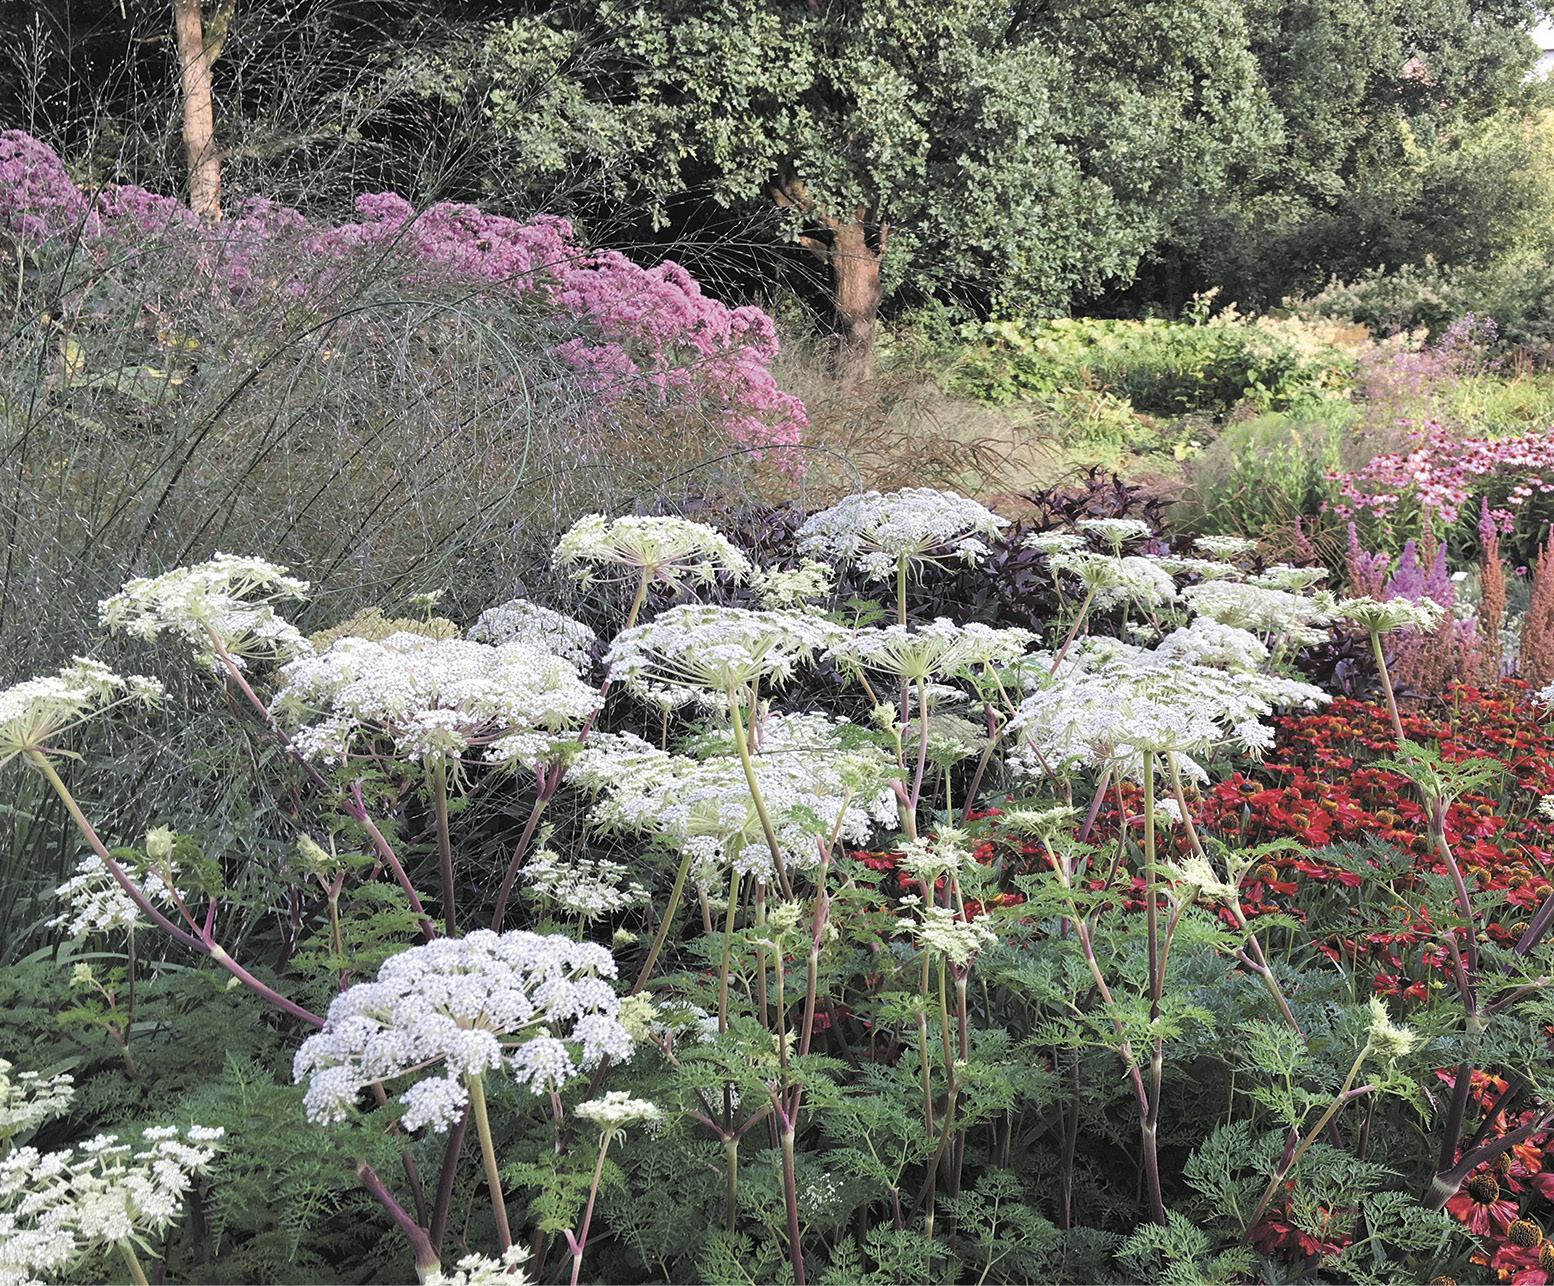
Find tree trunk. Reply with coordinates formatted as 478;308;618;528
172;0;233;221
770;176;887;390
830;211;884;390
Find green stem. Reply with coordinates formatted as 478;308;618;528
1369;630;1406;749
897;556;909;627
719;867;741;1033
432;759;457;937
467;1073;511;1250
633;846;695;993
727;693;792;898
1245;1046;1372;1237
117;1240;150;1286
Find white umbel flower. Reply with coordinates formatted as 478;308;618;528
796;488;1009;579
1077;518;1152;549
1182;581;1338;647
0;1125;221;1283
1193;535;1258;559
553;514;751;589
0;1062;73;1153
572;1091;663;1139
572;716;899;885
424;1245;532;1286
0;660;163;768
1337;596;1446;636
1010;636;1328;782
292;930;632;1130
50;855;182;938
466;599;597;668
826;619;1035;682
270;633;600;769
99;554;311;671
605;605;845;698
1048;552;1176;611
911;906;998;967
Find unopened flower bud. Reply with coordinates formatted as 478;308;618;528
144;826;175;863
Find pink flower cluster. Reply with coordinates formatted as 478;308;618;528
1326;420;1545;531
0;132;805;462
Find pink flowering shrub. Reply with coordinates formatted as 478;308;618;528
0;131;804;463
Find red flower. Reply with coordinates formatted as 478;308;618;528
1447;1171;1520;1236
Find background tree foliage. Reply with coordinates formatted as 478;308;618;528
0;0;1550;359
422;0;1279;381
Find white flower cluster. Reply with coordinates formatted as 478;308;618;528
293;930;633;1131
0;660;163;767
50;855;182;938
0;1125;222;1282
269;632;600;769
1337;596;1446;636
553;514;751;588
572;1091;663;1138
605;605;846;701
1180;580;1338;648
424;1245;532;1286
1150;616;1270;673
1077;518;1152;549
98;554;311;671
522;851;649;924
912;906;998;967
1048;552;1177;611
0;1063;73;1153
752;559;835;607
466;599;598;668
827;619;1035;683
572;715;899;885
1159;855;1240;905
1010;629;1328;782
1194;535;1258;559
796;488;1009;579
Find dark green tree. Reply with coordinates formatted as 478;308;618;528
1152;0;1547;309
430;0;1279;382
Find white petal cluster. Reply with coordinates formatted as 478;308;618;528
1010;636;1328;782
752;559;835;607
0;660;163;767
897;830;971;883
0;1126;221;1281
466;599;597;668
605;605;846;699
1181;580;1338;647
424;1245;532;1286
1337;596;1447;636
293;930;631;1129
553;514;751;588
522;851;649;924
796;488;1009;579
1194;535;1259;559
0;1063;73;1153
50;855;182;938
572;716;899;885
98;554;311;671
1252;564;1328;592
911;906;998;967
1160;856;1240;905
572;1091;663;1138
826;619;1035;682
269;633;600;768
1023;531;1087;555
1077;518;1152;549
1151;618;1269;673
1049;552;1177;611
